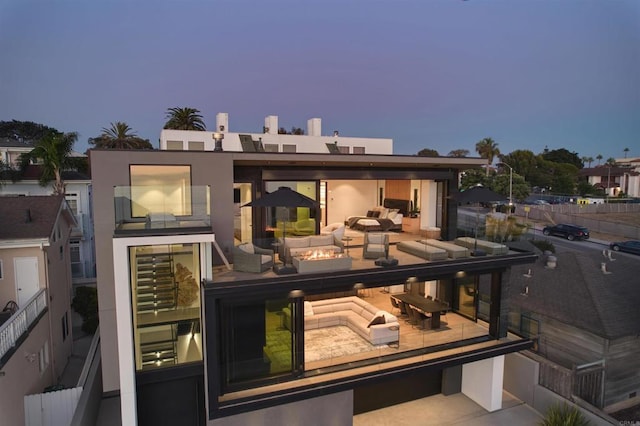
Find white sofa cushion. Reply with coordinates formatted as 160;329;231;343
286;237;310;248
309;235;334;246
304;301;314;316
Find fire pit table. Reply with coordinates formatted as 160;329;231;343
292;251;352;274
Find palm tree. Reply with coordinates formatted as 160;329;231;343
475;137;500;176
89;122;153;150
624;147;629;158
585;156;594;168
19;130;77;195
163;107;206;131
596;154;603;165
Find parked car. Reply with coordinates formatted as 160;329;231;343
542;224;590;241
609;240;640;255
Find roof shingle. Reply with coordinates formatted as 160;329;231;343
0;195;66;240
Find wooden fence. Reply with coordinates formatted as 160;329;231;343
538;356;605;408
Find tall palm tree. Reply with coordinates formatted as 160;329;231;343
475;137;500;176
623;147;629;158
163;107;206;131
19;130;77;195
585;156;594;168
89;122;153;149
596;154;603;165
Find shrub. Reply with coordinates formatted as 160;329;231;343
540;402;589;426
72;286;99;334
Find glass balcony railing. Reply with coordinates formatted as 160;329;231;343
114;185;211;233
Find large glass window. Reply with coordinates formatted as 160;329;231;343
233;183;253;244
454;276;478;320
220;297;299;389
265;181;317;238
130;243;202;371
129;165;192;217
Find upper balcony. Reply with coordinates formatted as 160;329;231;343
0;289;48;367
114;185;211;235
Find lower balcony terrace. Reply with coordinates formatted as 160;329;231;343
205;234;537;417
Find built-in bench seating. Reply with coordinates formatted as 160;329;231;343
454;237;508;255
420;239;470;259
397;240;447;261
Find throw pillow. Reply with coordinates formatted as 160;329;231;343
367;315;386;328
366;210;375;217
371;211;381;218
238;243;255;254
332;225;345;241
303;301;314;316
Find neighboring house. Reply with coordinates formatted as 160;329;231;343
0;138;36;166
580;163;640;198
0;163;95;282
505;246;640;412
91;143;538;425
0;195;77;426
160;112;393;154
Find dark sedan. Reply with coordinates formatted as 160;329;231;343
609;240;640;256
542;224;590;241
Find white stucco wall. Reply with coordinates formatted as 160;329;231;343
160;129;393;155
326;180;378;225
462;355;505;412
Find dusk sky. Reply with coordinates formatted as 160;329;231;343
1;1;638;161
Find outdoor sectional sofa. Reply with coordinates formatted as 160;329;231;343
282;296;400;346
397;240;448;261
420;239;470;259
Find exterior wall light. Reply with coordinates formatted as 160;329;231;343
212;132;224;152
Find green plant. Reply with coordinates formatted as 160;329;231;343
72;286;99;334
540;402;589;426
530;239;555;253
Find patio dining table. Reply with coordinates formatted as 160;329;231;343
391;293;448;329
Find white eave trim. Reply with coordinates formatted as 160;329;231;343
0;238;50;249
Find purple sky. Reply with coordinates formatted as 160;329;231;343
1;0;638;160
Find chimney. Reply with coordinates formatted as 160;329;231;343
216;113;228;132
307;118;322;136
264;116;278;135
25;209;32;223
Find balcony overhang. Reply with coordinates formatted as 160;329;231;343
213;337;533;419
205;251;538;297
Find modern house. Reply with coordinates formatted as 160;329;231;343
1;138;95;283
91;135;538;425
506;246;640;413
0;195;77;426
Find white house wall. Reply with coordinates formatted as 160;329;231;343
325;180;378;225
160;129;393;155
461;355;505;412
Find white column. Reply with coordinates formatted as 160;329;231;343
461;355;504;412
